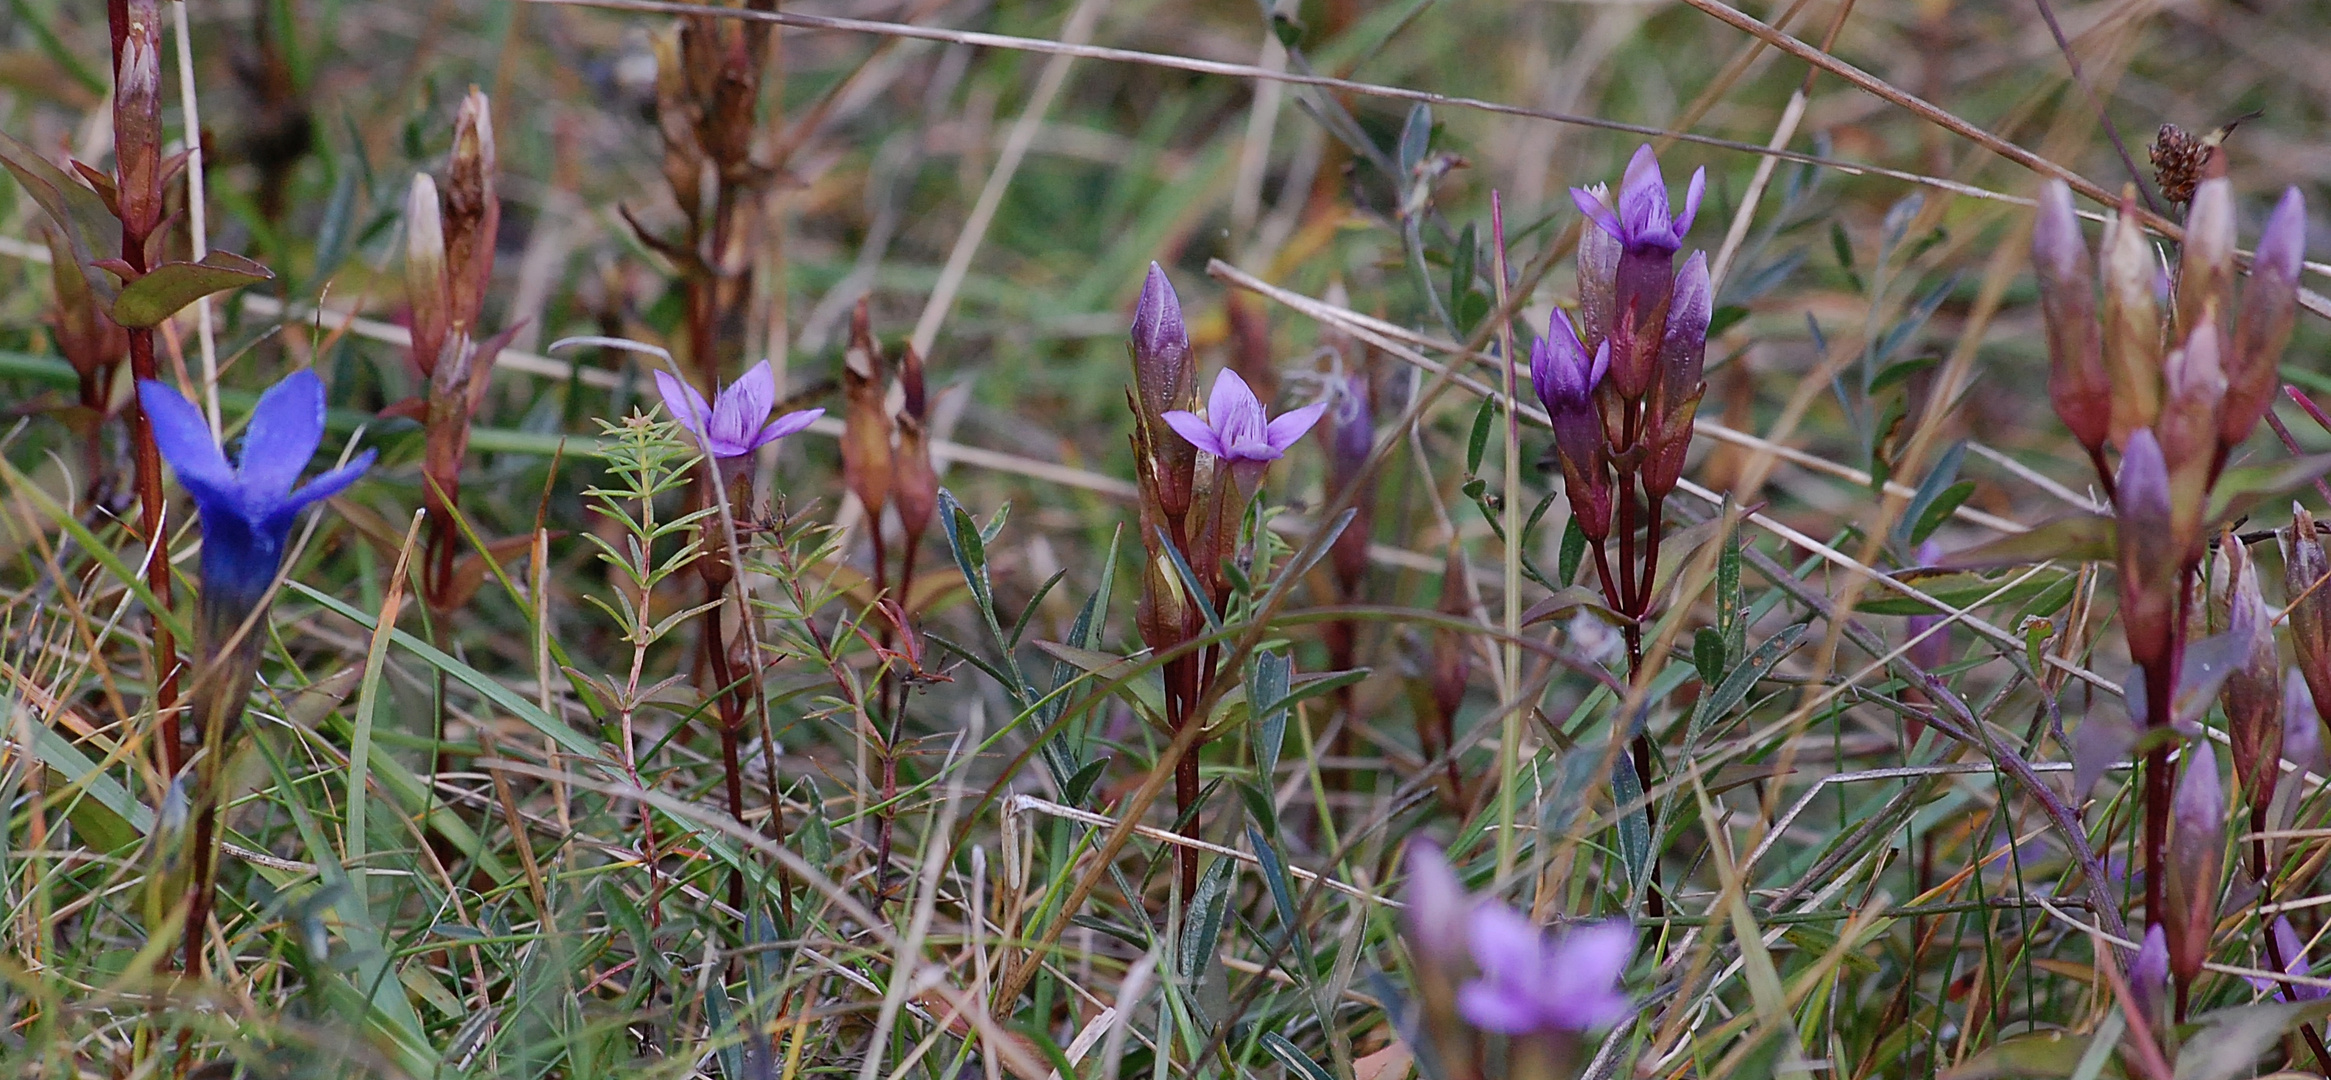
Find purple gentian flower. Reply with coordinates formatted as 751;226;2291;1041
1570;144;1705;258
140;371;376;607
2131;923;2170;1020
1402;841;1474;969
1455;904;1633;1035
1530;310;1608;413
2247;917;2328;1002
1532;310;1614;541
1569;145;1706;399
654;359;824;459
1162;369;1328;466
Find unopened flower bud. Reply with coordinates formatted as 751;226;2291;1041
445;88;498;341
1570;146;1703;399
1325;372;1375;596
1403;841;1472;969
1532;311;1614;542
1643;252;1712;498
2101;193;2164;447
893;345;940;554
2288;670;2323;775
2132;923;2171;1024
405;173;450;378
2033;180;2110;455
2284;507;2331;719
842;299;895;520
2218;541;2282;815
1575;184;1618;353
2227;187;2307;452
2157;321;2225;550
1132;263;1198;519
2164;739;2225;985
113;0;165;242
2116;429;2179;671
2175;178;2236;346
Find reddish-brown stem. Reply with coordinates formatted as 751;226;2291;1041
2142;662;2173;936
703;588;749;914
127;330;180;776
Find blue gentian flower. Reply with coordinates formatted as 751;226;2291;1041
140;371;375;609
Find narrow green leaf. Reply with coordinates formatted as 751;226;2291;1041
110;251;273;328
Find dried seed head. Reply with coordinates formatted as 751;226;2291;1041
2150;124;2210;206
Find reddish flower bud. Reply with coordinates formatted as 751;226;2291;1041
1575;184;1618;356
893;345;940;554
2157;321;2225;550
2116;429;2180;672
1325;371;1376;596
2218;541;2282;816
2285;507;2331;724
2034;180;2110;455
444;88;498;343
2132;923;2170;1024
1131;263;1199;520
1532;311;1614;542
2174;179;2236;346
2101;193;2164;447
2164;739;2225;985
405;173;451;377
112;0;165;243
2226;188;2307;451
842;299;895;520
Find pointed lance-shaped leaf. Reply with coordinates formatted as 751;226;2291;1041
109;252;273;329
0;130;124;308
